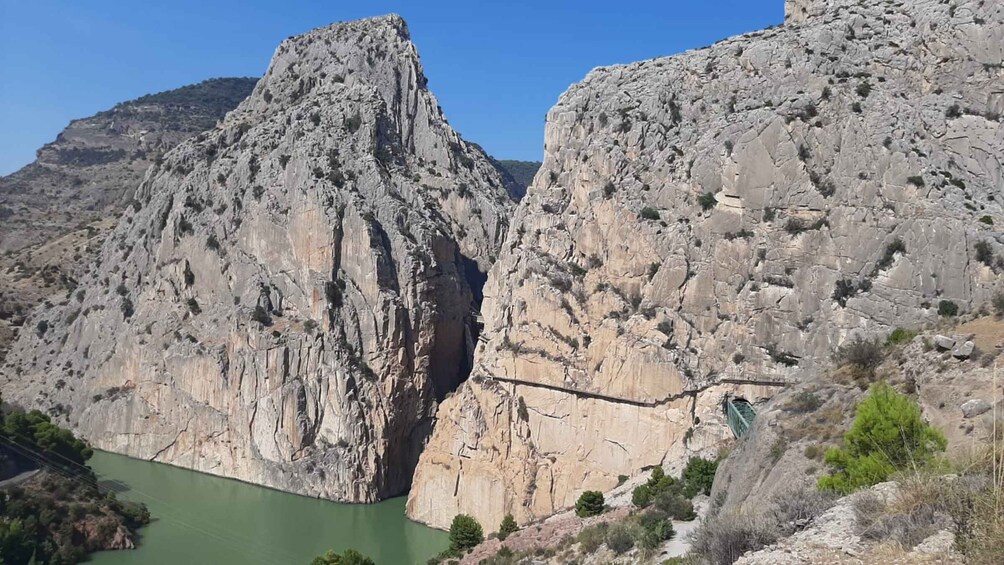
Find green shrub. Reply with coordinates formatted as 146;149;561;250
885;327;918;346
938;300;959;317
974;240;994;266
448;514;484;554
577;523;608;553
979;215;994;226
818;382;946;494
632;484;653;508
310;549;374;565
697;192;718;211
655;491;696;521
640;207;661;220
575;491;605;518
497;514;518;541
637;510;675;549
605;524;634;554
251;305;272;326
682;456;718;497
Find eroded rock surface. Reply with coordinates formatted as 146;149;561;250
1;15;514;501
0;78;257;362
409;0;1003;529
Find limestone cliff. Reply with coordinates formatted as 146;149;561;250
408;0;1003;529
0;78;256;362
1;15;514;501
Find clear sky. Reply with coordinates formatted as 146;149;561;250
0;0;782;175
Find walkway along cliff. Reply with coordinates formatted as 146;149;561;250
407;0;1004;529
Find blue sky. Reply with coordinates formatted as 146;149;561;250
0;0;782;175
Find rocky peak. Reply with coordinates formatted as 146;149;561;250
2;15;514;503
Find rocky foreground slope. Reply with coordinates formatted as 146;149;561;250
408;0;1004;529
0;78;256;362
2;15;515;501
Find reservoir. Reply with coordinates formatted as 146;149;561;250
86;451;448;565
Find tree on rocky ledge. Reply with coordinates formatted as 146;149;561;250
448;514;484;554
497;514;518;540
575;491;605;517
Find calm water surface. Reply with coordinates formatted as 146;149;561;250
87;451;447;565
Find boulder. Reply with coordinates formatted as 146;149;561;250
961;399;992;419
952;341;975;359
934;335;956;351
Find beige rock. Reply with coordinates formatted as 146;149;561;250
1;15;515;502
410;0;1004;529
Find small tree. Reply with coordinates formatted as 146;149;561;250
497;514;518;541
818;382;946;494
575;491;605;517
682;456;719;497
448;514;483;554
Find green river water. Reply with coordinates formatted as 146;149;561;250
86;451;447;565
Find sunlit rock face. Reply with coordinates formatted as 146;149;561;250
408;0;1003;529
2;15;515;502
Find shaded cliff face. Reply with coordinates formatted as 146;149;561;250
0;78;257;363
409;0;1003;528
1;15;514;501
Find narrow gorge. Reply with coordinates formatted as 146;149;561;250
2;15;515;502
1;0;1001;553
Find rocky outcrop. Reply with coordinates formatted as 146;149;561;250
1;15;515;501
0;78;256;362
409;0;1003;529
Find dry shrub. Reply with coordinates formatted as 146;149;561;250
771;489;837;534
852;483;951;549
689;512;780;565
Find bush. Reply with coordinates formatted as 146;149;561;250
835;337;884;373
632;484;653;508
640;207;661;221
448;514;484;554
690;512;779;565
697;192;718;211
682;456;718;497
993;292;1004;316
497;514;518;541
605;524;634;554
575;491;605;518
655;491;697;521
577;523;608;553
818;382;946;494
885;327;918;346
310;549;374;565
637;510;675;549
186;298;201;315
975;240;994;266
938;300;959;317
786;391;823;414
251;305;272;326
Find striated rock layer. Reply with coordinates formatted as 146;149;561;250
408;0;1004;529
1;15;515;501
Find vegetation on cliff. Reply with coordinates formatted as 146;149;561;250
0;401;150;565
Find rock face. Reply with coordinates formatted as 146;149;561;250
1;15;514;501
0;78;256;362
408;0;1004;529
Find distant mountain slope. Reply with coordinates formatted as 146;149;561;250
495;160;541;189
0;77;256;362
